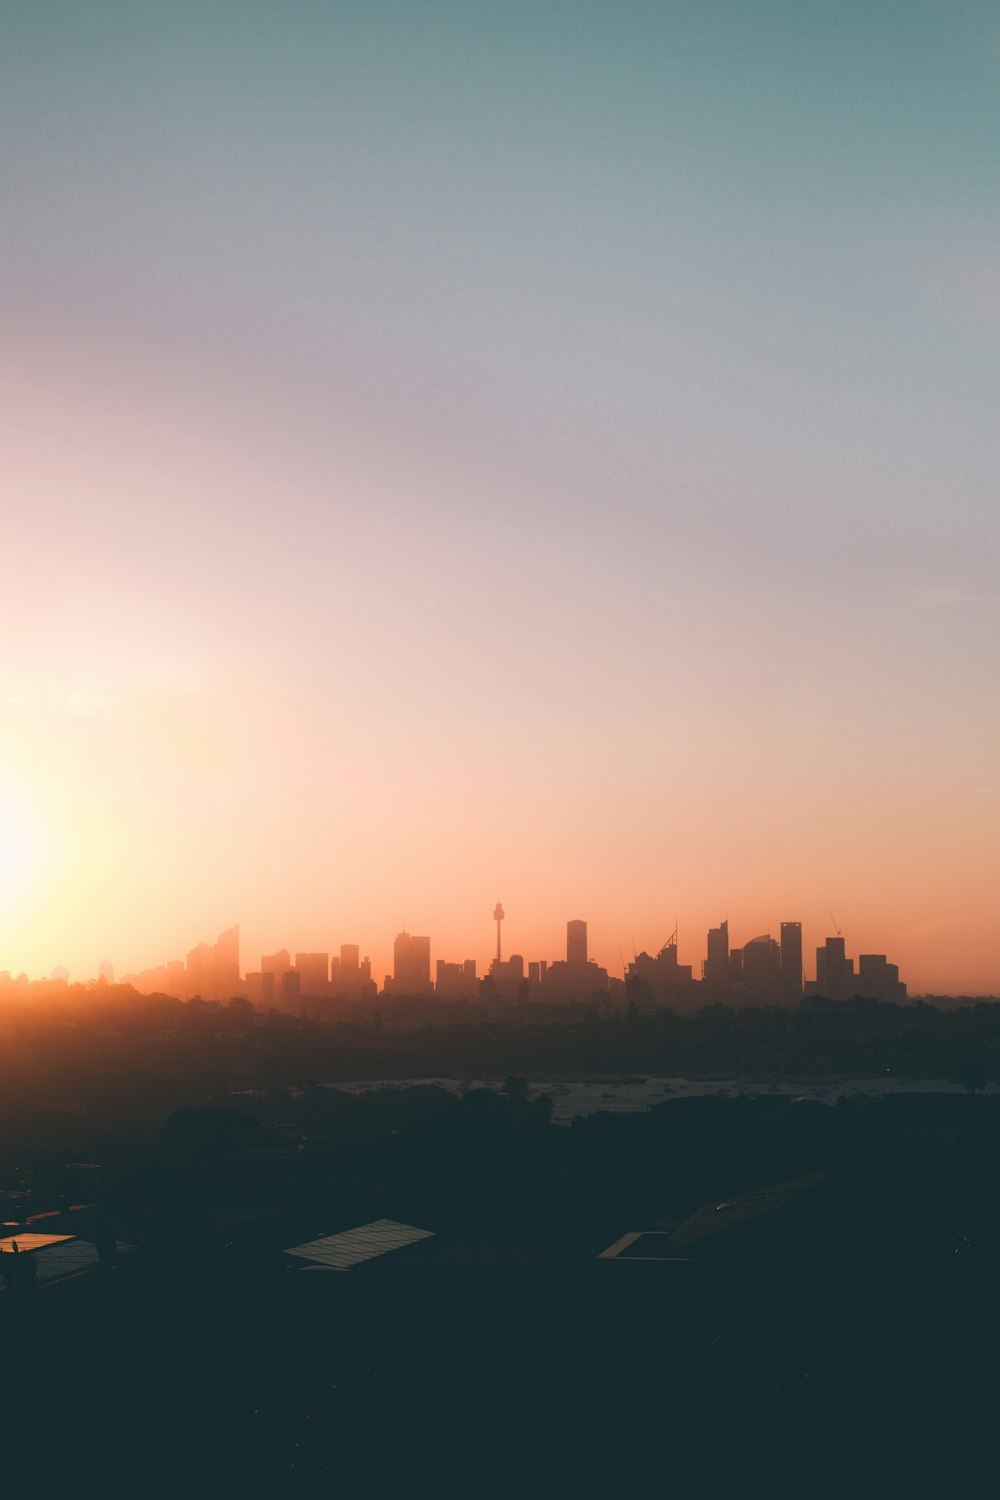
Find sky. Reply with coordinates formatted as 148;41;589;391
1;0;998;993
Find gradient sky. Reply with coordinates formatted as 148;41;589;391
2;1;999;992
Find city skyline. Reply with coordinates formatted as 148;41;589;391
15;902;922;1002
4;877;992;996
2;4;999;997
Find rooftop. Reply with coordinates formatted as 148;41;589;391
284;1218;435;1271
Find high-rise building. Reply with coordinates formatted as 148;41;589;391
246;971;275;1009
295;952;329;995
815;936;855;1001
279;969;301;1009
262;949;292;982
567;919;588;968
213;925;240;997
186;941;213;998
626;934;694;1012
704;920;730;991
857;954;907;1004
779;922;803;1000
742;935;781;998
436;958;478;1000
97;959;115;984
393;931;431;995
330;944;360;998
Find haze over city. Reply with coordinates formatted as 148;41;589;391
3;2;999;993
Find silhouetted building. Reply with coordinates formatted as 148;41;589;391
567;920;588;968
814;936;855;1001
246;970;275;1009
704;920;730;993
261;947;292;996
295;952;329;996
487;952;528;1006
626;934;694;1012
185;941;213;998
436;958;478;1001
779;922;803;1000
97;959;115;984
50;965;69;983
391;932;431;995
742;934;781;999
213;924;240;997
279;969;301;1008
857;953;907;1004
186;926;240;1000
330;944;374;1000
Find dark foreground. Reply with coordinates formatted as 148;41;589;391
3;1083;999;1496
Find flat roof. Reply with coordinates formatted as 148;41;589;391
0;1233;73;1254
0;1236;134;1288
285;1218;435;1271
598;1232;690;1262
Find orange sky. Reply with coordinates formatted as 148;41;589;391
2;6;999;996
0;347;996;995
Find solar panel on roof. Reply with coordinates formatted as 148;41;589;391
284;1218;434;1270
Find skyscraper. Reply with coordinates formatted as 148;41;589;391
567;919;588;968
261;949;292;986
815;936;854;1001
742;934;781;998
213;924;240;997
779;922;803;1000
295;952;329;995
704;920;730;992
393;931;431;995
186;941;213;998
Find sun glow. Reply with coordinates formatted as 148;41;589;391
0;762;53;921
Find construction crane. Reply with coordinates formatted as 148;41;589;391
828;909;842;939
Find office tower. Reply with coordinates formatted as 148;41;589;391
742;934;781;998
186;941;213;997
729;948;744;982
567;920;588;968
295;952;329;995
246;970;275;1009
435;958;478;1001
262;949;292;985
213;924;240;997
330;943;367;1000
815;936;855;1001
625;934;693;1012
858;954;906;1004
705;920;730;991
97;959;115;984
279;969;301;1009
393;931;431;995
858;954;888;1002
779;922;803;999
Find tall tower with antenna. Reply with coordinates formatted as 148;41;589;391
493;901;505;965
